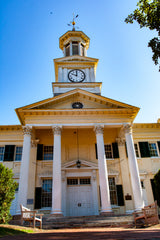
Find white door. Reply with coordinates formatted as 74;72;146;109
67;178;94;216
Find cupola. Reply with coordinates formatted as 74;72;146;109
59;31;90;57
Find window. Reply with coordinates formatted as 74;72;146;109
15;147;23;161
43;146;53;160
0;147;5;161
134;143;140;158
42;179;52;208
67;178;78;185
80;178;91;185
104;144;113;159
0;145;23;162
72;41;79;55
67;178;91;185
149;143;158;157
65;43;70;56
109;177;117;205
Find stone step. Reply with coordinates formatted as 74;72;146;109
42;215;134;229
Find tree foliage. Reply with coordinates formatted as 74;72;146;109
125;0;160;71
0;163;18;223
153;169;160;206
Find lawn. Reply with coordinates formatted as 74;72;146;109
0;225;35;237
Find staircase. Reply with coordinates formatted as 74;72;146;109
42;214;134;229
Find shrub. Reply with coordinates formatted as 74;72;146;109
0;163;18;223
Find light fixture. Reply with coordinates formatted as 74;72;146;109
76;129;81;168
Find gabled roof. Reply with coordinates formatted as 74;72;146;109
15;88;140;125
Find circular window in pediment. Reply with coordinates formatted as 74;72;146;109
72;102;83;109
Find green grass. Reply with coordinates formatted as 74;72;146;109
0;226;34;237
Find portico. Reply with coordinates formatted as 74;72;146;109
16;119;144;216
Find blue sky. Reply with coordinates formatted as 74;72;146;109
0;0;159;125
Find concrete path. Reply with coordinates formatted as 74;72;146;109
1;227;160;240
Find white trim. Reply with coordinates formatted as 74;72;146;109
26;123;127;128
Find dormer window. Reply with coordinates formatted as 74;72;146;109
72;41;79;55
65;43;70;56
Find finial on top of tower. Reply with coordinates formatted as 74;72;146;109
67;13;79;31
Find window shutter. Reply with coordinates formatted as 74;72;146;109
116;185;124;206
37;144;43;160
150;179;156;201
157;141;160;153
112;142;119;158
95;143;98;159
139;142;150;158
34;187;42;209
4;145;15;161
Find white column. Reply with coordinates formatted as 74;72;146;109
17;126;32;213
70;42;72;56
90;67;95;82
51;126;63;215
62;171;67;216
92;170;99;215
117;138;134;212
78;42;81;55
95;125;112;214
124;124;144;211
58;67;63;82
85;68;90;82
63;68;68;82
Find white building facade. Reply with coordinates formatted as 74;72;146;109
1;29;160;217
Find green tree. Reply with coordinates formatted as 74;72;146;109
125;0;160;71
153;169;160;206
0;163;18;223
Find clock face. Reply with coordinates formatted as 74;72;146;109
68;69;85;82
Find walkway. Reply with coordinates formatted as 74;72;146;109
1;227;160;240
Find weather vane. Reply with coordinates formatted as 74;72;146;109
67;13;79;31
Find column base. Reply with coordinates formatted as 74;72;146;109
50;213;63;218
100;211;114;216
51;210;63;217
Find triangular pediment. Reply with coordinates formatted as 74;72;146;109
15;89;139;125
62;159;98;169
18;89;137;111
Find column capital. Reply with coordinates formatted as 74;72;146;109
116;137;125;146
31;139;39;148
22;126;32;136
123;124;132;135
94;125;104;135
52;125;62;135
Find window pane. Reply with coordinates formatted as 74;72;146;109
134;144;139;158
149;143;158;157
65;43;70;56
72;42;78;55
0;147;4;161
109;177;117;205
15;146;23;161
44;146;53;160
42;179;52;207
104;144;113;159
80;178;91;185
67;178;78;185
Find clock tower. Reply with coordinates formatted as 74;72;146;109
53;30;101;96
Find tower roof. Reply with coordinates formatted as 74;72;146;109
59;31;90;50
